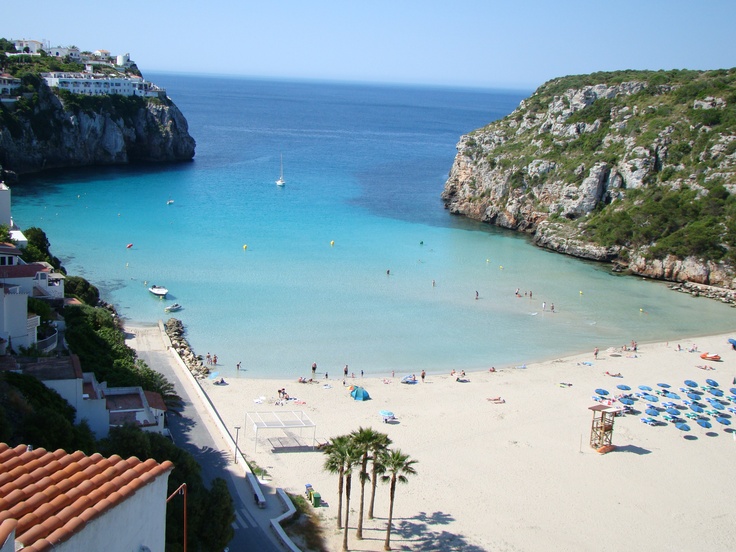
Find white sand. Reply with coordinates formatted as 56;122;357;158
200;333;736;551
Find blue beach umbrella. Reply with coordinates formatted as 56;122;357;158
646;408;659;416
665;392;680;400
676;422;691;432
709;388;724;397
690;404;704;413
687;393;701;401
697;419;712;429
644;394;659;403
709;401;725;411
595;388;609;396
716;417;731;426
706;378;719;387
730;387;736;395
617;384;631;391
657;383;671;388
666;407;680;416
685;380;698;388
379;410;394;418
639;385;652;391
619;398;635;406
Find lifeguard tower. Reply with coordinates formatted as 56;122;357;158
588;404;617;453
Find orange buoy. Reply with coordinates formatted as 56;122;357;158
126;243;133;249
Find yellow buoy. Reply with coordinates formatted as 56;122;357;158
499;265;504;270
579;291;583;295
243;245;247;250
486;259;490;263
330;240;334;246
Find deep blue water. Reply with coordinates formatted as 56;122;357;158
9;75;736;378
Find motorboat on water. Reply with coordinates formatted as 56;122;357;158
164;303;182;312
276;153;285;186
149;285;169;298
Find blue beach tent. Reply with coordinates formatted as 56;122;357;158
350;386;370;401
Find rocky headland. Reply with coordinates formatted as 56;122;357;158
443;69;736;296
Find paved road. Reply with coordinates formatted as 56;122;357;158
128;326;281;552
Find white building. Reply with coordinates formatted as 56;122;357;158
47;46;81;61
12;38;46;53
0;74;21;96
0;443;173;552
42;71;165;98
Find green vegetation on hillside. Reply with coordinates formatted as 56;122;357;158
464;68;736;264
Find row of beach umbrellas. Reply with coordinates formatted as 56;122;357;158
594;378;736;434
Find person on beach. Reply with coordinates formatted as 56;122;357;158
206;353;211;365
312;362;317;378
550;304;555;313
475;291;479;300
325;371;328;379
594;347;599;359
421;369;426;382
344;365;349;378
542;302;546;311
236;361;241;371
213;354;218;365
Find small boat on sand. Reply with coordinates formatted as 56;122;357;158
700;352;721;361
149;285;168;298
164;303;182;312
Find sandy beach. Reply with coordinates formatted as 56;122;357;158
185;332;736;551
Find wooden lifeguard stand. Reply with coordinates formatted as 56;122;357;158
589;404;616;452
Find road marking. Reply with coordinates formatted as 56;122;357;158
240;507;257;527
234;510;250;529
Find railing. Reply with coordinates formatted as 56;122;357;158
37;330;58;354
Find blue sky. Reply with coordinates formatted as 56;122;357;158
4;0;735;90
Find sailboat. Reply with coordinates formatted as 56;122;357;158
275;154;285;186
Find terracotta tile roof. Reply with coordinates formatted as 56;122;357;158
0;443;173;551
144;390;167;411
0;263;50;279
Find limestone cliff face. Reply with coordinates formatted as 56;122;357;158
0;84;195;175
442;70;736;289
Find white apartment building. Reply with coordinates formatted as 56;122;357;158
42;72;165;98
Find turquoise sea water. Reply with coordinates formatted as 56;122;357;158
9;75;736;379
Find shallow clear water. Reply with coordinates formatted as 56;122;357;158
10;75;735;378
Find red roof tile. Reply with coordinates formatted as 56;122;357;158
0;443;172;551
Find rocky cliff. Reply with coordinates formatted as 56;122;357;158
0;83;195;176
442;69;736;289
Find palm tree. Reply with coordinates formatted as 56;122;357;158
341;440;363;552
322;435;351;529
368;432;392;519
351;427;390;539
381;448;418;551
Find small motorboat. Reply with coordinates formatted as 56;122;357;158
149;285;169;298
126;243;133;249
166;199;174;205
700;352;721;361
164;303;182;312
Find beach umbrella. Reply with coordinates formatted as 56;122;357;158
664;392;680;400
690;404;704;413
657;383;671;388
666;407;680;416
685;380;698;388
595;388;609;396
706;378;719;387
697;419;712;429
716;417;731;426
675;422;691;432
644;394;659;403
646;408;659;416
730;387;736;395
617;384;631;391
709;401;725;411
687;393;701;401
709;388;724;397
207;371;220;379
729;338;736;348
619;398;634;406
639;385;652;391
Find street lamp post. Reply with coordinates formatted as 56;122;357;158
234;425;241;464
166;483;187;552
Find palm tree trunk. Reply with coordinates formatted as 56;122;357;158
356;455;368;539
368;462;378;519
337;469;344;529
384;477;397;551
343;473;352;551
